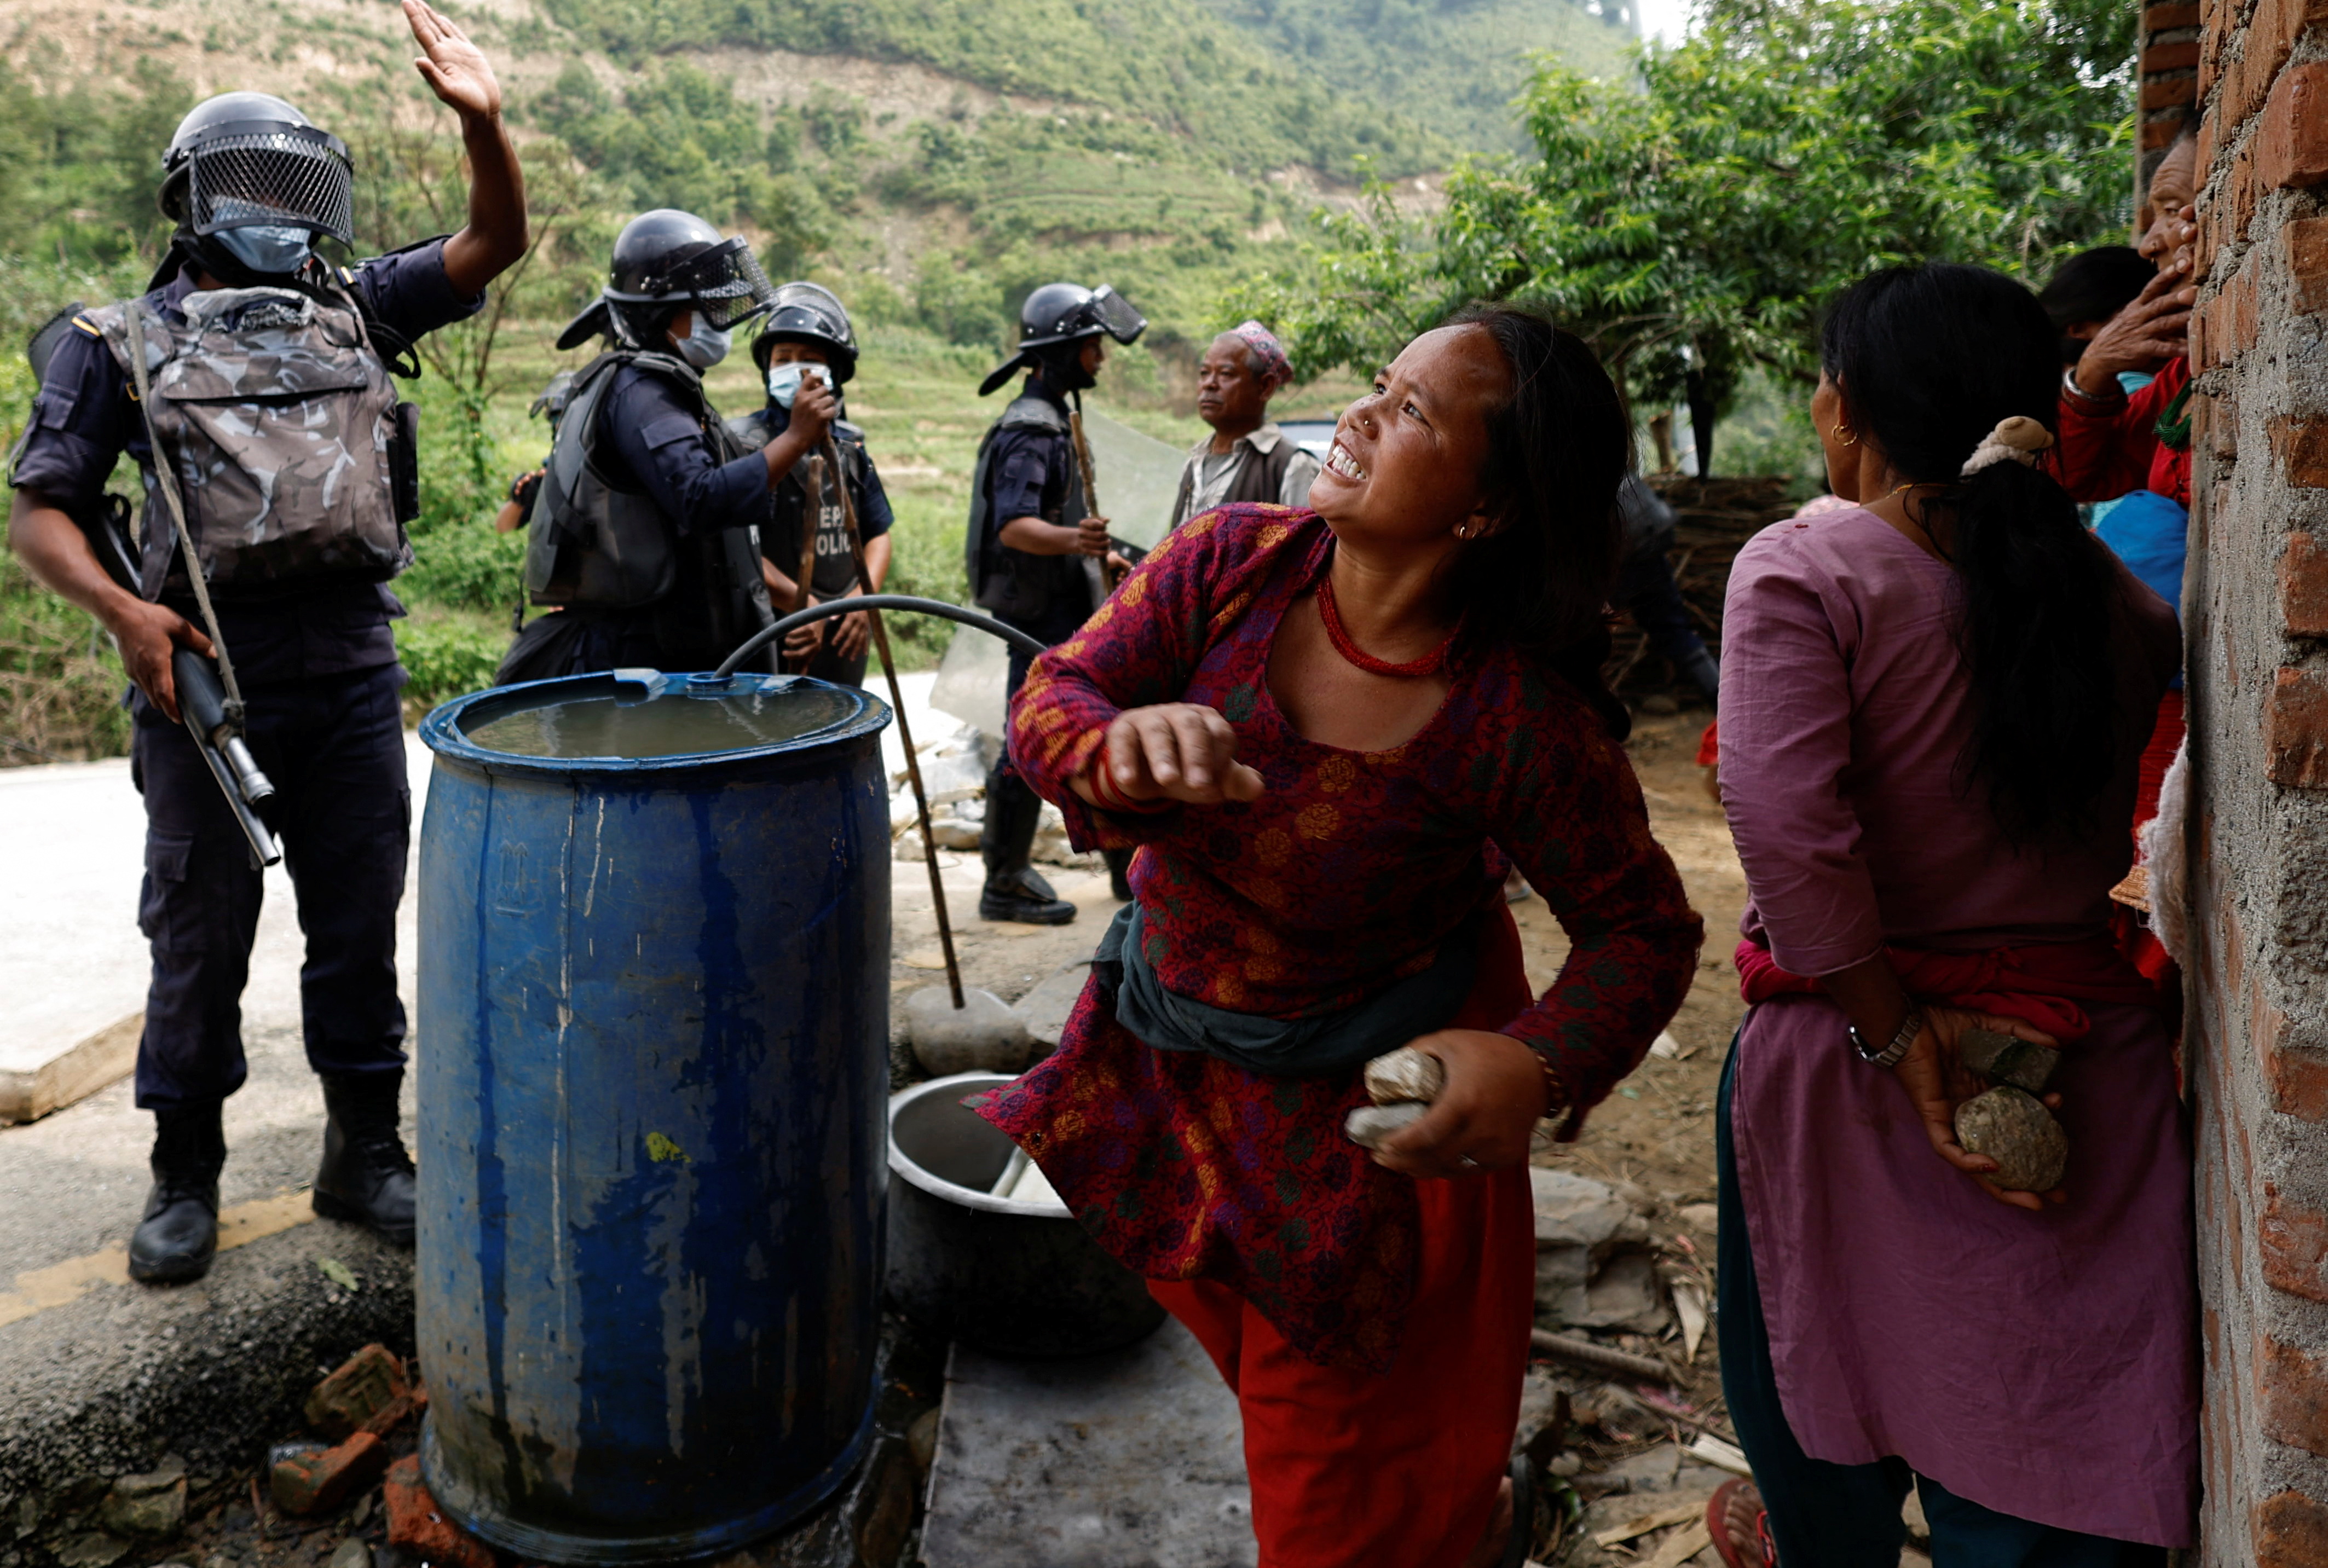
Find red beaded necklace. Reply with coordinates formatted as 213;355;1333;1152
1314;569;1461;678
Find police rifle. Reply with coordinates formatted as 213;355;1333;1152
120;303;282;869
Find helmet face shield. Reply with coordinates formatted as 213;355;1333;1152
182;124;355;246
608;236;779;333
754;282;858;381
1088;285;1148;346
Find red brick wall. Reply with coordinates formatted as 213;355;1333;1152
2185;0;2328;1558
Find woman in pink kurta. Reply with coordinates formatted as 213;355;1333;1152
1714;263;2193;1564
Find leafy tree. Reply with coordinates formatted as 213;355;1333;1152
1233;0;2136;473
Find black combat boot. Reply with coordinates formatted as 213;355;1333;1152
313;1071;416;1246
1102;847;1134;905
128;1102;226;1285
979;768;1075;925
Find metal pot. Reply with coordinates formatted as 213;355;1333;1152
886;1072;1165;1358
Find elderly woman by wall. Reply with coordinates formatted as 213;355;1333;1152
1712;262;2193;1565
979;304;1702;1567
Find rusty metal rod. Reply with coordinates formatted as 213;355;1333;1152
825;437;964;1010
1528;1328;1680;1386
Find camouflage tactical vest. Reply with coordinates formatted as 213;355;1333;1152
89;285;412;598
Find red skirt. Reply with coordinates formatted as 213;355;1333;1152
1153;1161;1534;1568
1150;923;1540;1567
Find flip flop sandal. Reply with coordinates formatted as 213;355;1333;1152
1502;1455;1535;1568
1707;1477;1777;1568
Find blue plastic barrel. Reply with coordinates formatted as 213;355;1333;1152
412;669;892;1564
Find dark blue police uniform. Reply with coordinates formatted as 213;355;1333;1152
10;242;481;1110
510;362;773;676
747;400;893;687
977;379;1093;695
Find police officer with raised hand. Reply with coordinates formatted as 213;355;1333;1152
727;283;896;687
503;211;828;681
5;0;527;1283
965;282;1147;924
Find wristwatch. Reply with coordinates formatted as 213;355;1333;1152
1849;1010;1925;1069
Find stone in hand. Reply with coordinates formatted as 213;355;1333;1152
1344;1101;1429;1150
1959;1028;2060;1094
1362;1045;1446;1106
1954;1085;2068;1192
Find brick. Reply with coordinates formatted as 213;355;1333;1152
270;1430;388;1518
2144;73;2200;110
2261;1183;2328;1302
2259;65;2328;188
2235;142;2260;235
2145;1;2201;25
384;1456;497;1568
303;1343;409;1442
2272;417;2328;487
2266;1034;2328;1117
2200;390;2238;459
2147;39;2204;71
2266;667;2328;785
2144;115;2185;153
2259;1336;2328;1455
2257;1490;2328;1567
2292;217;2328;314
2285;534;2328;634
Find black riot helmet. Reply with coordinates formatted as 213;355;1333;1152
749;282;858;385
978;282;1148;397
556;209;779;351
158;92;356;249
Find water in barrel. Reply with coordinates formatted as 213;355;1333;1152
414;671;892;1564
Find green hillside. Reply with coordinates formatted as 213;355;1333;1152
0;0;1626;745
1195;0;1636;152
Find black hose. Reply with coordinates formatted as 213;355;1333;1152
713;594;1050;679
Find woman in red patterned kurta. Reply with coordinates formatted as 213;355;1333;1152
978;308;1701;1568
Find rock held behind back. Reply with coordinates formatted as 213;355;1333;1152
1955;1086;2068;1192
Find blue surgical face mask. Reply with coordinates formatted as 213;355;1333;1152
766;361;827;409
674;314;732;369
214;223;313;276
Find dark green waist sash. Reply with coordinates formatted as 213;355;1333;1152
1094;900;1480;1078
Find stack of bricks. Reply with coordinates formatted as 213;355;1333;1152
2181;0;2328;1559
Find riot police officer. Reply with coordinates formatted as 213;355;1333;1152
964;281;1147;924
501;211;834;682
5;0;528;1283
726;283;896;687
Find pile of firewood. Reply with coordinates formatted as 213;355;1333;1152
1603;476;1805;708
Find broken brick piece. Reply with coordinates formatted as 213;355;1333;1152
384;1455;497;1568
304;1344;410;1442
271;1430;390;1517
354;1383;429;1440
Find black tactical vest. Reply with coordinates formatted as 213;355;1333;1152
725;409;870;599
962;394;1089;623
524;350;743;610
89;284;413;598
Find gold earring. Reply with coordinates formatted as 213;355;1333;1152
1833;424;1859;447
